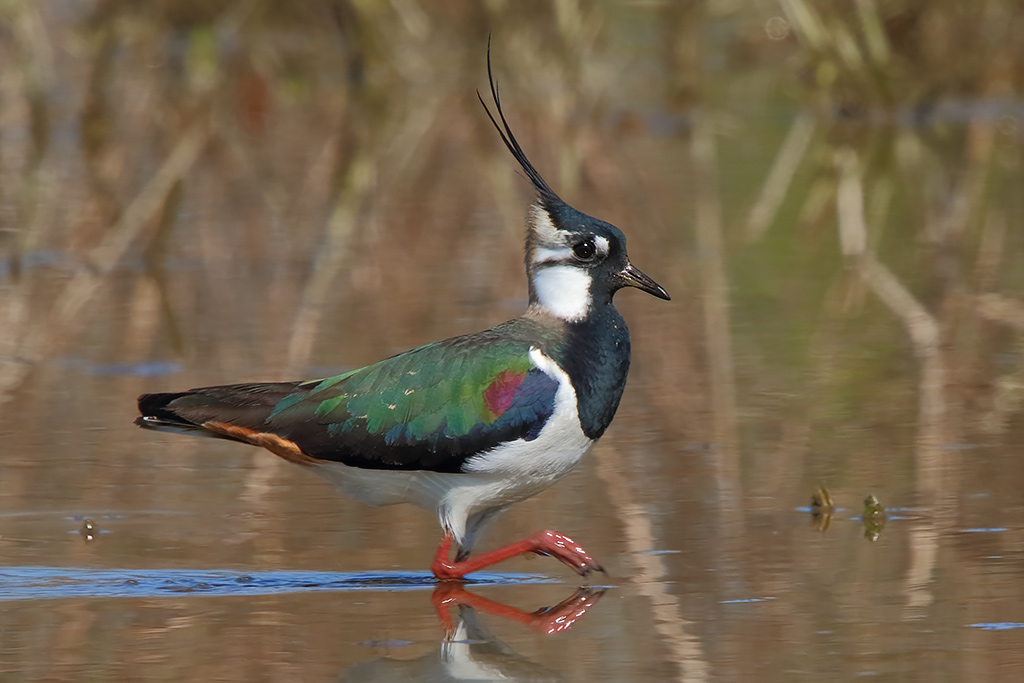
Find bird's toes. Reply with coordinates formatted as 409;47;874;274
530;530;605;578
577;560;606;578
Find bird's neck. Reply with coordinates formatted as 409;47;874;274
543;302;631;440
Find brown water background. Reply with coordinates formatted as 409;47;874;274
2;1;1024;680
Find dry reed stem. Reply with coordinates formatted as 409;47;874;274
691;108;740;497
744;112;815;243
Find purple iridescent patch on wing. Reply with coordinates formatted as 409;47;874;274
483;370;527;419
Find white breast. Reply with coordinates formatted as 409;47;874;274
462;348;591;478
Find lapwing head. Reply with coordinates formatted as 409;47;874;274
479;48;670;324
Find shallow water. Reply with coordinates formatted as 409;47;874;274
2;2;1024;681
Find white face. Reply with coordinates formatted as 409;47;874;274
527;206;612;322
533;265;593;321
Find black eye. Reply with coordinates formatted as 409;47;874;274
572;240;596;261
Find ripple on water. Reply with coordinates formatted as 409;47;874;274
0;567;559;602
970;622;1024;631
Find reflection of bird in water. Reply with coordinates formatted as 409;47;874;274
339;609;565;683
135;46;668;580
431;584;605;636
338;585;604;683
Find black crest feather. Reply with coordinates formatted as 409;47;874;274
478;38;562;208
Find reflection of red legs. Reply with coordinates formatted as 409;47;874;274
431;582;605;636
430;531;604;581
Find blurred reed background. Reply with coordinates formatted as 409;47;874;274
1;1;1023;681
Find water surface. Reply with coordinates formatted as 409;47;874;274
2;2;1024;681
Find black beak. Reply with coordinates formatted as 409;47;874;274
619;263;670;300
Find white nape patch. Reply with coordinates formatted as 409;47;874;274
529;204;564;246
532;265;593;322
529;205;577;267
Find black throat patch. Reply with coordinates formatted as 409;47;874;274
552;305;632;440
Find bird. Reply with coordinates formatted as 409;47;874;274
135;51;670;581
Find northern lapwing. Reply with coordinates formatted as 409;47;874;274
136;52;670;580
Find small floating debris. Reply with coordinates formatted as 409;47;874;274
80;519;97;542
862;495;887;542
810;485;834;532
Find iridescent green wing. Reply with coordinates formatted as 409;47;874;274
265;333;560;472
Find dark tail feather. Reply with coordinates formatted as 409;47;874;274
135;382;307;439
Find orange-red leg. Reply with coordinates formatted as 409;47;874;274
431;582;605;635
430;530;604;581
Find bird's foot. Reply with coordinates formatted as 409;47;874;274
430;530;604;581
527;530;605;577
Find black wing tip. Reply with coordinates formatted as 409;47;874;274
480;38;563;207
137;391;177;414
136;391;197;427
